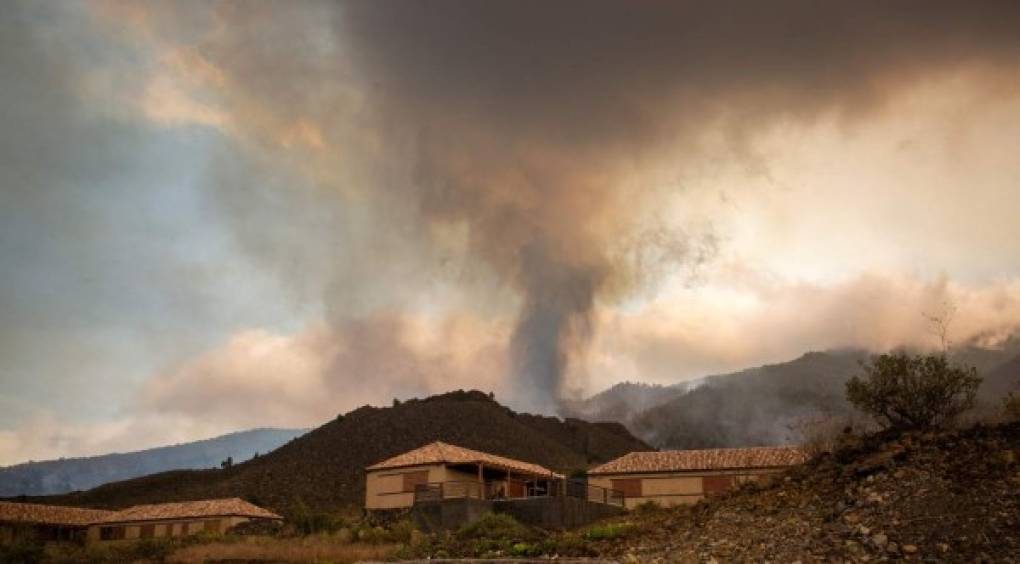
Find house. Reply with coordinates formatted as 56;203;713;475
365;441;625;530
364;441;564;510
0;498;281;545
85;498;282;542
0;501;113;543
587;446;807;509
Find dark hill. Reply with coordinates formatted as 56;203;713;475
37;390;650;514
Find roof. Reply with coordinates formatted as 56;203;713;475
0;501;114;527
366;441;563;478
588;446;808;475
96;498;282;524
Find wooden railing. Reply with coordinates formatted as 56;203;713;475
413;479;624;507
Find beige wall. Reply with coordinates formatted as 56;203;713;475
85;516;254;543
590;468;785;509
365;464;450;510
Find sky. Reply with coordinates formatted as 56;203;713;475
2;1;1020;465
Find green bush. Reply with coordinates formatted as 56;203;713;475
457;513;535;541
846;352;981;430
634;500;661;513
289;500;346;535
0;540;45;564
131;538;173;562
583;522;634;541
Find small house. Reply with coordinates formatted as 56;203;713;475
86;498;282;542
587;446;807;509
0;501;113;544
364;441;564;510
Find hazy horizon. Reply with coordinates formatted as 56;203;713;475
3;0;1020;465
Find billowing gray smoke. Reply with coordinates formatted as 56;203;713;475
83;0;1020;412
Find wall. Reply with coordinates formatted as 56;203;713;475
365;464;447;510
493;496;624;529
589;468;786;509
410;498;493;532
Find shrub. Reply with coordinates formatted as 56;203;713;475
845;352;981;430
633;500;662;513
457;513;534;541
0;540;45;564
288;500;346;535
583;522;634;540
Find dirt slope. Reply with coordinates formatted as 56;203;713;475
596;422;1020;562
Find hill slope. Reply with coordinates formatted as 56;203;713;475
0;428;306;497
571;336;1020;450
38;391;650;514
593;422;1020;562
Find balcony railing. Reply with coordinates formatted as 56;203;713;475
413;479;624;507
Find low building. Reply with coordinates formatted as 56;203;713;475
364;441;564;510
0;501;113;544
86;498;282;542
588;446;807;509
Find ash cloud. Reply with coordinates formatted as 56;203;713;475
80;1;1020;411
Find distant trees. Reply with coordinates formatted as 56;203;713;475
220;456;234;469
846;352;981;430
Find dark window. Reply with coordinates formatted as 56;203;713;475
402;471;429;492
203;520;221;533
703;475;734;495
99;526;125;541
182;522;190;535
611;478;642;498
140;524;155;539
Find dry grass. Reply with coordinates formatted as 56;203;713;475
167;535;396;563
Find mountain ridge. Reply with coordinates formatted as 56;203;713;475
0;428;307;497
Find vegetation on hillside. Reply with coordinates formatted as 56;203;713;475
846;352;982;430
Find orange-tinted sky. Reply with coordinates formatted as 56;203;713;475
2;1;1020;464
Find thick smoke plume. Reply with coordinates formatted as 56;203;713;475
91;0;1020;411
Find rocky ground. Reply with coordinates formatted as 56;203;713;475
588;422;1020;562
406;421;1020;562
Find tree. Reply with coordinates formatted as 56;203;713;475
220;456;234;469
845;352;981;430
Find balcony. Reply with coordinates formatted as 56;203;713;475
413;479;625;507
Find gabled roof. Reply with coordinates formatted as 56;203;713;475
366;441;563;478
96;498;282;524
0;501;114;527
588;446;808;475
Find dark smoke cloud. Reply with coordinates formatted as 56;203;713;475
334;0;1020;409
96;0;1020;411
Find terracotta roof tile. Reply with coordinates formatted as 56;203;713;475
366;441;563;478
97;498;282;524
588;446;808;475
0;501;114;526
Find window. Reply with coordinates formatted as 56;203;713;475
140;524;155;539
402;470;429;492
203;520;221;533
702;475;734;495
181;522;190;535
611;478;643;498
99;526;125;541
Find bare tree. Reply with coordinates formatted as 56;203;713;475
923;299;957;354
